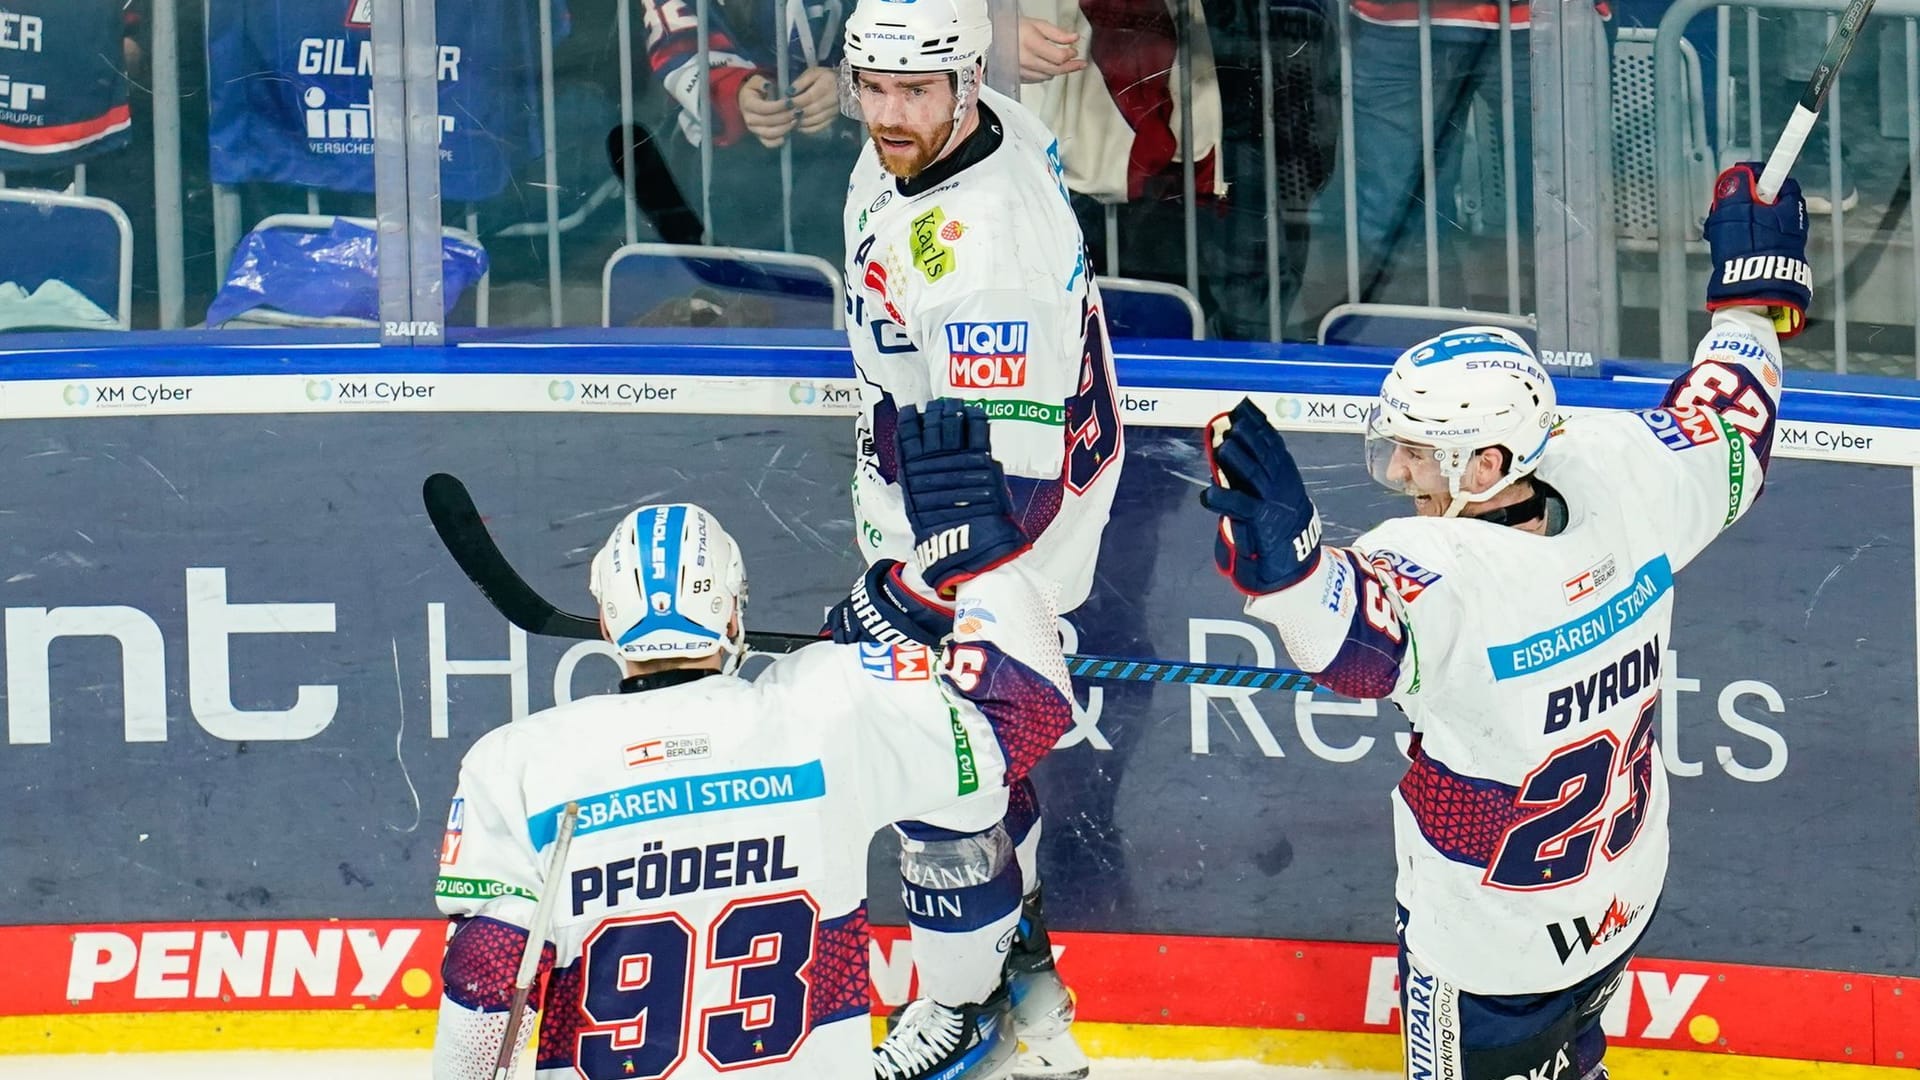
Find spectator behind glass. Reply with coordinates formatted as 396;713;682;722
1301;0;1561;318
608;0;860;263
1014;0;1254;336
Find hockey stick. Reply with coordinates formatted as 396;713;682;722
1755;0;1879;202
492;800;580;1080
422;473;1321;692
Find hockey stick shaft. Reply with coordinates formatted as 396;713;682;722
491;800;581;1080
423;474;1322;691
1756;0;1878;202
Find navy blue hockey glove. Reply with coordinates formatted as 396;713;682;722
1198;398;1323;596
822;559;950;647
1704;161;1811;338
895;398;1031;594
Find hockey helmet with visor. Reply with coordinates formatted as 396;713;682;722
1364;326;1558;518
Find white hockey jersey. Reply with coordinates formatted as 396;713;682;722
430;563;1073;1080
1245;309;1784;994
843;85;1123;610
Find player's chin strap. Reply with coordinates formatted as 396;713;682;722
619;667;723;695
1464;478;1566;533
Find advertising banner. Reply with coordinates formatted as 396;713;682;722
2;400;1912;980
1;359;1916;1069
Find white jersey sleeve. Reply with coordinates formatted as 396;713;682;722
429;560;1071;1080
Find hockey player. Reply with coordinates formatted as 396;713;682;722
824;1;1123;1077
431;400;1074;1080
1197;163;1806;1080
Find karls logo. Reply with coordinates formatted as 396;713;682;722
62;382;194;409
1547;896;1648;963
303;379;436;403
65;925;429;1003
945;321;1030;388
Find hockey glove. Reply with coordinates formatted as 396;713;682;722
822;559;951;648
895;398;1031;594
1198;398;1323;596
1704;161;1811;338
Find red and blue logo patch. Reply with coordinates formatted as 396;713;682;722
1639;405;1721;451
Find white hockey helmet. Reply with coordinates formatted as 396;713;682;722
1364;325;1558;517
841;0;992;123
589;503;749;674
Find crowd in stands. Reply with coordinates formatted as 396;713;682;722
0;0;1896;342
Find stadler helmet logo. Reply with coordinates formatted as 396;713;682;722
305;379;333;402
789;381;819;405
63;384;90;407
549;379;576;402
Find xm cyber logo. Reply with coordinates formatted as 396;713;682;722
64;382;194;408
548;379;576;402
304;379;434;403
1272;395;1368;425
789;380;856;407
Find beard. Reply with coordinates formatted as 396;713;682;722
869;119;954;179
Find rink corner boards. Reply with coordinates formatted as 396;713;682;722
0;922;1913;1077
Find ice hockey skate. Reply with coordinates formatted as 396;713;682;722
873;987;1017;1080
1006;890;1089;1080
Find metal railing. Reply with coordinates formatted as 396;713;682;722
1657;0;1920;372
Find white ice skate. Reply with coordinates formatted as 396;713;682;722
873;991;1017;1080
1006;890;1090;1080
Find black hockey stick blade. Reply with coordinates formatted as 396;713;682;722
423;473;1321;687
424;473;821;654
423;472;603;641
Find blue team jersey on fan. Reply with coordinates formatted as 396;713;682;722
206;0;559;201
0;1;131;170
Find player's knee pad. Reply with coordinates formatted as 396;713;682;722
896;821;1021;934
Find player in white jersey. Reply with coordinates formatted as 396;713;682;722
1196;164;1809;1080
824;1;1123;1077
431;400;1074;1080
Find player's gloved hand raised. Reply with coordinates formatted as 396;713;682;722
896;398;1031;594
1704;161;1811;338
1199;398;1323;596
822;559;950;647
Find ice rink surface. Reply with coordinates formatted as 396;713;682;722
0;1051;1395;1079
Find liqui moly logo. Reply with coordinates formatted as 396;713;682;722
945;322;1030;388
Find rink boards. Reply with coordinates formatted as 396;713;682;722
0;337;1916;1072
